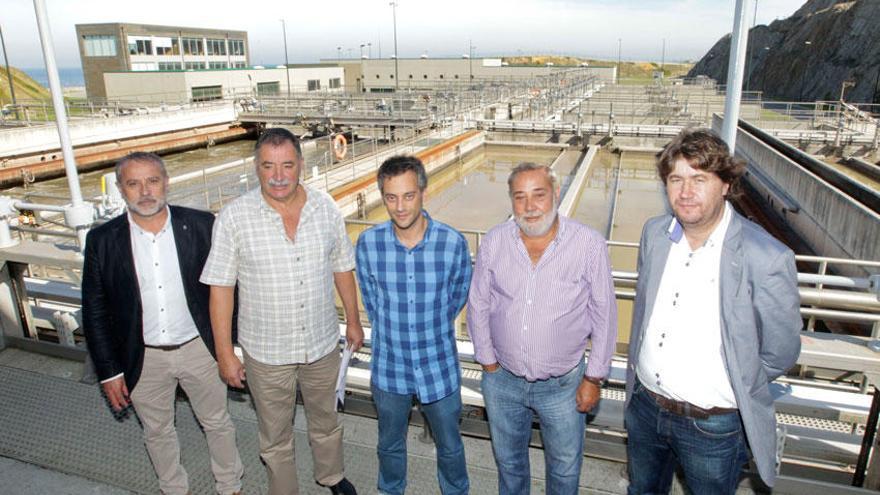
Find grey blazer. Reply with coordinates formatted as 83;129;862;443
625;209;802;487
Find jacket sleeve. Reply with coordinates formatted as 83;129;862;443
81;230;123;381
755;248;802;382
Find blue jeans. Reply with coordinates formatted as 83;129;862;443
625;380;749;495
371;384;469;495
481;361;586;495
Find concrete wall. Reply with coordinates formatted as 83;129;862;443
713;115;880;268
0;105;236;157
104;67;344;103
319;58;616;92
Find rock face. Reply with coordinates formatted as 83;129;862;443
687;0;880;104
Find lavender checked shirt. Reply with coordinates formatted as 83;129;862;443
466;216;617;382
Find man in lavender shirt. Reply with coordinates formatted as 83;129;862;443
467;162;617;494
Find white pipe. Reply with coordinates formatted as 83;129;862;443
32;0;83;208
721;0;751;151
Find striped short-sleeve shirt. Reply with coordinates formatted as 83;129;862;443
200;186;355;365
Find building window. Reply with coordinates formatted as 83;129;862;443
307;79;321;91
454;74;459;79
439;74;444;79
182;37;204;55
232;61;247;68
329;78;341;89
208;61;228;69
390;74;394;79
185;61;206;70
83;35;117;57
408;74;413;79
158;62;182;71
207;39;227;56
154;37;174;55
229;39;245;56
370;87;393;93
257;81;280;96
423;74;428;79
131;62;158;71
192;85;222;102
128;38;153;56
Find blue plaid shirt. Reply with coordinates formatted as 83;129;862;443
356;212;472;403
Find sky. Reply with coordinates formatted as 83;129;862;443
1;0;807;69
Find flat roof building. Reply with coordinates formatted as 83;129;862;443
75;23;250;99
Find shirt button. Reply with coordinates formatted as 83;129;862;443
154;262;159;266
158;285;163;289
160;308;164;312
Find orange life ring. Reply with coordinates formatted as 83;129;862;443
333;134;348;160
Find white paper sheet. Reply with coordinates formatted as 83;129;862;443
335;346;353;408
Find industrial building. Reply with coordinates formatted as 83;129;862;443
75;23;250;99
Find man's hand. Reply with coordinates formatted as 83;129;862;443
576;378;601;413
346;319;364;352
101;376;130;412
482;362;499;373
218;353;246;389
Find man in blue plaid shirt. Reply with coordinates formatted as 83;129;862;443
356;155;472;495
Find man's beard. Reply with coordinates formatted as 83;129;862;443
515;200;559;238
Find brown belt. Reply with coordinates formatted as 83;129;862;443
144;336;198;351
645;388;737;420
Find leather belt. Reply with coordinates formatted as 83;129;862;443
144;336;198;351
645;388;737;420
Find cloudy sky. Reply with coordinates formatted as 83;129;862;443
2;0;806;69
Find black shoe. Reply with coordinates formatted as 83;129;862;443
326;478;357;495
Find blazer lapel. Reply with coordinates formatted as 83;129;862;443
720;211;745;301
113;215;141;307
640;220;673;336
170;208;192;275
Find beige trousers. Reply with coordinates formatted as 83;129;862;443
243;347;344;495
129;337;244;495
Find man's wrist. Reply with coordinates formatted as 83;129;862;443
583;375;604;387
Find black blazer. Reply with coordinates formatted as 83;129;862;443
82;205;217;391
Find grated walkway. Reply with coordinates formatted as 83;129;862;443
0;353;615;494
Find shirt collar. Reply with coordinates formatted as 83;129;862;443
255;184;316;216
667;201;732;248
389;210;434;251
127;206;171;237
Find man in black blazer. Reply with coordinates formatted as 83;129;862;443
83;152;243;495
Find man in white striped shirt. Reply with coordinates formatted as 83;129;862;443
201;128;362;495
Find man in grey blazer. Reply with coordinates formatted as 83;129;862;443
625;128;802;494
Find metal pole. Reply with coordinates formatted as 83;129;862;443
745;0;758;93
853;385;880;487
0;26;20;120
469;40;473;82
617;38;621;83
281;19;291;97
721;0;750;152
32;0;83;207
390;1;399;91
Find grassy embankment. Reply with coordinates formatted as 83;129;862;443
501;55;693;84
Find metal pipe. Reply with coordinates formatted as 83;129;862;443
12;201;67;213
721;0;751;150
32;0;84;208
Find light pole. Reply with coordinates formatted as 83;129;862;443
617;38;622;83
745;0;758;93
359;43;365;59
799;40;812;102
368;42;372;59
390;1;399;91
337;46;342;61
280;19;291;96
0;25;19;119
469;40;475;83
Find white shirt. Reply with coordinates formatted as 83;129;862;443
200;186;355;365
129;208;200;347
637;202;736;409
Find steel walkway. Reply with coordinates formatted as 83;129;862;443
0;349;613;494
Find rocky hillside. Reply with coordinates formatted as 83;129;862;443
503;55;692;79
687;0;880;103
